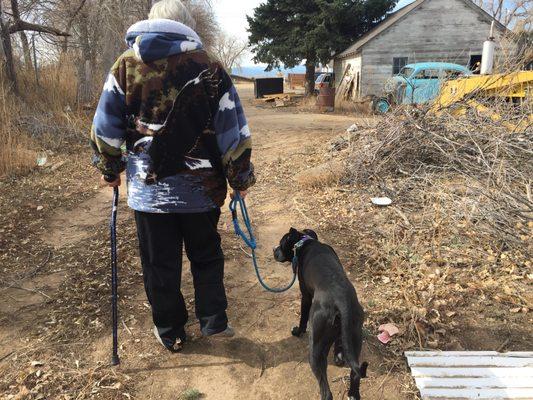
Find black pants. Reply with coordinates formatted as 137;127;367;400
135;209;228;339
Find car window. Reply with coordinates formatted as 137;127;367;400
426;69;440;79
323;75;330;83
399;67;414;78
415;69;440;79
443;69;466;79
315;75;324;84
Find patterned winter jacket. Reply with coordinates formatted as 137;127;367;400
90;19;255;213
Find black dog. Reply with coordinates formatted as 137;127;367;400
274;228;368;400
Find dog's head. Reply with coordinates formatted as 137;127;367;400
273;228;318;263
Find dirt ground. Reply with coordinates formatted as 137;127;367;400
0;83;528;400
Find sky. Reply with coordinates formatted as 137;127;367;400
213;0;415;66
213;0;265;65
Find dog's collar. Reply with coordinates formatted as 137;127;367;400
293;235;313;253
291;235;313;274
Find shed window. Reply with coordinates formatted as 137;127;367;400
393;57;408;75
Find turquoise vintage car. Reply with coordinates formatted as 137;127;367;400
375;62;472;113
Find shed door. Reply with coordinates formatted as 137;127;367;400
469;55;482;74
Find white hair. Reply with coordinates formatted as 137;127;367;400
149;0;196;29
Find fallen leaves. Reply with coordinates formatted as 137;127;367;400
287;119;532;355
0;150;137;399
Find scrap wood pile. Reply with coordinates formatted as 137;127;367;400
258;93;303;107
334;66;375;112
291;101;532;356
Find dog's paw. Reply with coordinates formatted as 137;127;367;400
333;352;346;367
291;326;303;337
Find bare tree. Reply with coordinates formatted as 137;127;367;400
212;31;248;71
0;1;17;89
9;0;31;68
0;0;219;99
183;0;218;50
514;27;532;68
473;0;533;28
0;0;69;93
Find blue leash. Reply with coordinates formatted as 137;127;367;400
229;192;297;293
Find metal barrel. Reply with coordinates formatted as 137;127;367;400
317;86;336;110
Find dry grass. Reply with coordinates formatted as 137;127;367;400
335;96;375;114
294;159;345;188
20;56;81;112
1;58;90;177
0;73;36;177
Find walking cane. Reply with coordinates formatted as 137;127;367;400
105;175;120;366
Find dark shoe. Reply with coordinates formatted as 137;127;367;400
201;325;235;338
153;326;185;352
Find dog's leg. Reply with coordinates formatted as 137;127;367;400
309;311;335;400
292;293;312;337
348;362;368;400
333;337;345;366
347;369;362;400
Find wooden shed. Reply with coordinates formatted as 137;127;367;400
333;0;512;101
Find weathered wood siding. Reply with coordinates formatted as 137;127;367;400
334;54;362;97
360;0;506;96
334;55;361;86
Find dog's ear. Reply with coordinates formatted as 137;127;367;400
289;227;299;237
303;229;318;240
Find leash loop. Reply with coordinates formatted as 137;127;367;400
229;191;297;293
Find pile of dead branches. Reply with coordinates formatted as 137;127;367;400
288;100;532;353
347;103;532;251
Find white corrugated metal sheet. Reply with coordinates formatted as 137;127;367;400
405;351;533;399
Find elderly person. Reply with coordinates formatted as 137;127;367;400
90;0;255;352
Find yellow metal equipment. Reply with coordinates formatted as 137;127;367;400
431;71;533;131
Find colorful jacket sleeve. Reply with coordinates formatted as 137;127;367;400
213;70;256;191
89;57;127;177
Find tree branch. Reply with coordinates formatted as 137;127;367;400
8;20;70;36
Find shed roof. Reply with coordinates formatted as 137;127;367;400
336;0;508;60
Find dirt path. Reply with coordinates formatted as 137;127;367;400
0;84;409;400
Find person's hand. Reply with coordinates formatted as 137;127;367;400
101;175;121;188
231;190;248;199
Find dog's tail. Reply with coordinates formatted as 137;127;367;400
338;299;366;379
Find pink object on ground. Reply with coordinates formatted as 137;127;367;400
377;323;400;344
377;331;392;344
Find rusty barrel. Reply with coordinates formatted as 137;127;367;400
317;86;335;110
